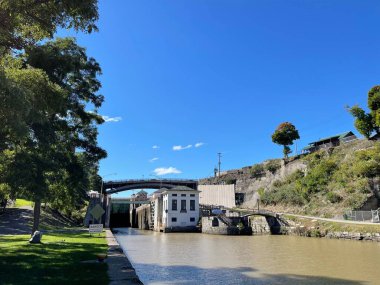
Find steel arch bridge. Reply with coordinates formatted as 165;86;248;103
103;179;198;194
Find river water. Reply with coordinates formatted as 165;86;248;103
115;228;380;285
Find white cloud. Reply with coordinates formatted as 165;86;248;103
173;144;192;151
152;145;160;149
195;142;204;148
153;167;182;176
102;115;122;123
149;157;159;163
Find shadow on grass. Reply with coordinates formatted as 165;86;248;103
0;234;108;285
133;263;367;285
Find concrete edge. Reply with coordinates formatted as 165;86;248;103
105;229;144;285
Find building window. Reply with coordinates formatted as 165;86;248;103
172;199;177;211
190;217;195;222
172;194;177;197
181;200;186;212
172;217;177;222
190;200;195;211
181;194;186;197
190;194;195;197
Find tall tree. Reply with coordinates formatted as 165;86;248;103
348;85;380;139
368;86;380;130
1;38;106;233
0;1;103;233
272;122;300;158
347;105;375;139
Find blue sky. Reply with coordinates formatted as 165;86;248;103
60;1;380;196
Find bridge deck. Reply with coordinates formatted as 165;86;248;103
103;179;198;194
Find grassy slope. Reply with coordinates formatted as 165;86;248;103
0;232;108;285
261;140;380;217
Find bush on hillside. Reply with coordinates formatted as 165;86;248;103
224;178;237;185
326;192;342;203
265;160;281;174
250;164;265;179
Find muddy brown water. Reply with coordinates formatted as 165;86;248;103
115;228;380;285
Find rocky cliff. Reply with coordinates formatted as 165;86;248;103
200;139;380;217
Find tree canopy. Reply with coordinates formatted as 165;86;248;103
348;85;380;139
272;122;300;158
0;0;98;53
0;1;104;233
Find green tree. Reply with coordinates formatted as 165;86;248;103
1;38;106;233
347;105;375;139
0;0;98;54
347;86;380;139
272;122;300;158
0;0;103;232
368;86;380;130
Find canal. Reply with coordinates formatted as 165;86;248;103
115;228;380;284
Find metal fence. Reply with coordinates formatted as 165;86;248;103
345;209;380;223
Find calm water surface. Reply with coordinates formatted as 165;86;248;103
115;228;380;285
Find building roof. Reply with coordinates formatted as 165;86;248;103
161;186;200;193
312;131;354;144
137;190;148;195
302;131;356;151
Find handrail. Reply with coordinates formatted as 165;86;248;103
104;178;198;184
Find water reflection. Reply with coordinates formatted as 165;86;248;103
115;228;379;285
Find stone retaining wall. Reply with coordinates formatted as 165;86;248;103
285;226;380;242
201;217;240;235
249;216;271;235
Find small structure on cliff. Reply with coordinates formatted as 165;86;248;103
302;131;357;154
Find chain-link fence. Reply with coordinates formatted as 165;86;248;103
344;209;379;223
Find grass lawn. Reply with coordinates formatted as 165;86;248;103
14;199;34;208
0;231;109;285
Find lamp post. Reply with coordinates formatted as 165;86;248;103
150;174;163;189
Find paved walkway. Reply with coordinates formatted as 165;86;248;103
105;230;143;284
0;207;33;235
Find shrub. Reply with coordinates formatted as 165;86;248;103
250;164;265;179
326;192;342;203
344;193;367;209
257;187;265;198
224;178;237;185
265;160;281;174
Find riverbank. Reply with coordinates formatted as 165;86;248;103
284;214;380;241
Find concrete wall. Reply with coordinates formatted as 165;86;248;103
136;204;151;230
198;185;236;208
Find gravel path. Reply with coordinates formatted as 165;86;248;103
282;212;380;226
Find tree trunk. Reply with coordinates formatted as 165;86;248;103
32;199;41;235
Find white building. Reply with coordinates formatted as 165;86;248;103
155;186;199;232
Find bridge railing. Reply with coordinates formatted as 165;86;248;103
104;178;198;184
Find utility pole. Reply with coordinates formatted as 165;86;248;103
217;152;222;177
